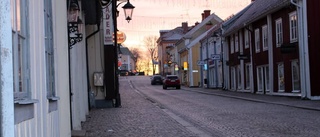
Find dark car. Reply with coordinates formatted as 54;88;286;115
151;75;163;85
162;75;181;89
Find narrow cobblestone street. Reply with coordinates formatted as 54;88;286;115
82;77;197;137
81;76;320;137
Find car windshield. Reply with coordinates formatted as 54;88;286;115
167;76;178;80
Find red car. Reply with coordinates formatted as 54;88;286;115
162;75;181;89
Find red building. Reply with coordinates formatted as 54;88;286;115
223;0;320;100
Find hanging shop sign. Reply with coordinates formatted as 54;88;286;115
103;3;114;45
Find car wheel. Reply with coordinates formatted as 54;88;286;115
163;85;167;89
176;86;181;89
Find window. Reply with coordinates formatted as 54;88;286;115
255;28;260;53
12;0;31;101
235;34;239;52
44;0;56;99
244;29;249;49
257;67;263;92
245;64;251;89
264;66;270;92
230;36;234;54
237;65;241;90
278;63;285;92
291;60;300;92
275;18;283;47
262;25;268;51
289;11;298;42
239;31;243;52
231;67;236;90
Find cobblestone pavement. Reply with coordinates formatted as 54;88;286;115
81;77;197;137
82;76;320;137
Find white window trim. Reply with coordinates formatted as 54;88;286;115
257;67;263;92
264;66;270;92
12;0;32;102
237;65;241;90
244;29;249;49
278;63;285;92
262;25;268;51
230;36;234;54
275;18;283;47
235;34;239;52
45;0;58;100
291;60;300;93
245;64;251;90
289;11;298;43
255;28;260;53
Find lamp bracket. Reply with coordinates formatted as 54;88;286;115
69;33;83;48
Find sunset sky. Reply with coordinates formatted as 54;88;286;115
117;0;252;47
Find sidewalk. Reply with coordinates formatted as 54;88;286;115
185;87;320;111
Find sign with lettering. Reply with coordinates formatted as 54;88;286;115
103;4;114;45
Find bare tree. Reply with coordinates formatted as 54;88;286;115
143;35;158;75
128;47;141;71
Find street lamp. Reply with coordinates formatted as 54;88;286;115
112;0;135;107
121;0;135;23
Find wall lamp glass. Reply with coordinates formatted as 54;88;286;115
121;0;135;23
68;0;83;47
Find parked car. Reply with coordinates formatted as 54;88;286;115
162;75;181;89
151;75;163;85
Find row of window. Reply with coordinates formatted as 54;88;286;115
230;60;300;93
230;11;297;54
11;0;55;102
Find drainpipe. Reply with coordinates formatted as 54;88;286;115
200;44;204;87
0;0;14;136
206;38;210;88
86;24;100;109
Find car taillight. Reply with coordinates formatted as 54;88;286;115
176;79;180;83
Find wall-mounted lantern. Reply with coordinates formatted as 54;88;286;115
68;0;83;47
121;0;135;23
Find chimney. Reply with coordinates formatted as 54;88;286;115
201;13;204;21
182;22;188;33
203;10;211;20
159;30;168;37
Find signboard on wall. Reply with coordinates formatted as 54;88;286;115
103;3;114;45
183;62;188;70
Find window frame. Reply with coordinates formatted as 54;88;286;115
44;0;58;101
262;25;268;51
235;34;239;52
244;29;249;49
275;18;283;47
254;28;260;53
257;66;263;92
245;63;251;90
12;0;31;102
237;65;241;90
278;63;285;92
230;35;234;54
289;11;298;43
291;60;300;92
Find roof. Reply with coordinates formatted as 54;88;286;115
182;13;223;50
223;0;291;36
222;2;253;33
184;13;223;39
119;46;133;57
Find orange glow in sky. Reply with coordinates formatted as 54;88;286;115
117;0;252;47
